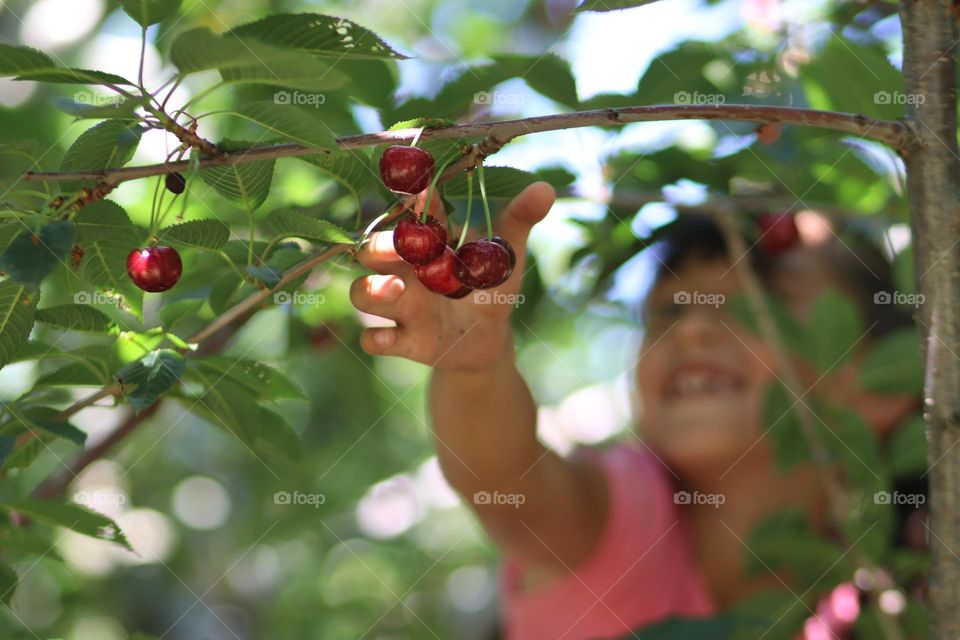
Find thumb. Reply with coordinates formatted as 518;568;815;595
493;181;556;250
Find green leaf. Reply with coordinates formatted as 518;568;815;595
0;436;14;469
0;406;87;446
801;38;905;121
1;434;52;471
234;101;336;149
298;148;372;197
0;283;35;369
170;28;269;74
157;219;230;250
493;54;578;108
74;200;139;243
389;54;577;121
762;380;810;471
197;140;275;211
170;27;347;92
0;44;54;75
219;58;347;92
0;563;16;606
34;362;109;388
179;370;303;463
728;590;810;640
246;244;307;287
119;0;182;27
887;414;926;478
228;13;408;59
195;356;306;401
858;327;923;395
0;45;132;84
0;220;76;286
208;272;243;315
822;405;892;561
265;209;353;244
443;166;554;198
159;298;204;330
35;304;115;332
0;499;131;550
807;289;862;374
60;120;143;191
53;94;145;120
74;201;144;315
0;526;58;557
15;69;134;85
575;0;662;11
0;222;21;254
745;509;852;590
726;291;807;355
117;349;185;412
623;614;737;639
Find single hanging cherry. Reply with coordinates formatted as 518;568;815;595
126;245;182;292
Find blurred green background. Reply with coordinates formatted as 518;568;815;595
0;0;917;638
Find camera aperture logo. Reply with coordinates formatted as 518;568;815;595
674;490;725;508
274;291;326;306
673;290;725;308
874;491;925;507
473;490;525;508
274;91;326;107
873;290;924;308
472;291;524;307
274;490;326;508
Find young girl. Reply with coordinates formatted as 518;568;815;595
349;182;923;639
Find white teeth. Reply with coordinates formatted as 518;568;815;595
667;369;741;398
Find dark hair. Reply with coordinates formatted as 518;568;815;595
646;211;915;339
647;211;926;557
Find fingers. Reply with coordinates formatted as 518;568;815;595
493;181;556;250
356;229;406;273
359;326;410;358
349;274;406;320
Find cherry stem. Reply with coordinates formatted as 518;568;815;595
456;171;473;251
410;127;425;148
420;154;456;224
477;163;493;239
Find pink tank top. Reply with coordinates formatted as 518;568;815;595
498;443;860;640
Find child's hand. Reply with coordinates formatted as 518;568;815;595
350;181;556;371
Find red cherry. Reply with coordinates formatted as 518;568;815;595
126;245;182;292
454;240;511;289
443;285;473;299
414;246;467;295
757;213;799;254
489;235;516;279
393;214;447;265
165;172;186;195
379;146;435;194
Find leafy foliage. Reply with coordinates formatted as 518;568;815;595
0;1;930;638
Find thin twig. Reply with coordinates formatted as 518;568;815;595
711;209;905;640
23;104;913;186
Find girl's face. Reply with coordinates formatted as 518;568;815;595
636;255;788;474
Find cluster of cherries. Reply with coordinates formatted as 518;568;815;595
379;145;515;298
120;145;797;298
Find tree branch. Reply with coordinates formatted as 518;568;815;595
22;104;913;186
899;2;960;639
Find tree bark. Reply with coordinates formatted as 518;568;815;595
899;2;960;638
